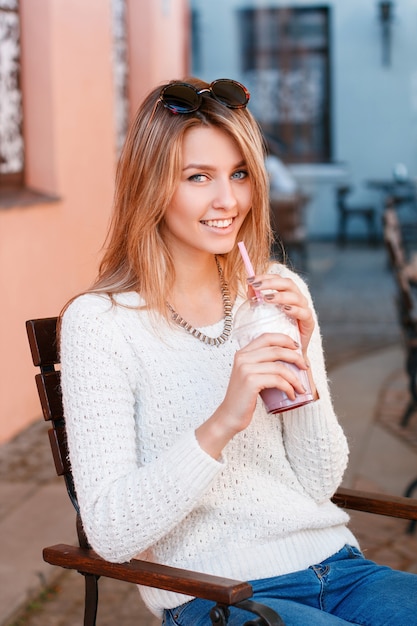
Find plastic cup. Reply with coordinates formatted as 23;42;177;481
233;297;314;413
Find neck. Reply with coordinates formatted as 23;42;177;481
167;255;233;346
168;254;226;329
172;254;219;296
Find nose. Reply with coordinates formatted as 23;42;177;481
212;177;238;211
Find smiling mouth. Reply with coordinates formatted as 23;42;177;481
200;218;234;228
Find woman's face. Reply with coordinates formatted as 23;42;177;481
161;125;252;260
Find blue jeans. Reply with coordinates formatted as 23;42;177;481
162;545;417;625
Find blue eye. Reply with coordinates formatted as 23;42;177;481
188;174;207;182
232;170;248;180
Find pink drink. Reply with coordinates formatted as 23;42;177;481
260;373;313;413
233;297;314;414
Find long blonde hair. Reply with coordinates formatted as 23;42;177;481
90;77;272;318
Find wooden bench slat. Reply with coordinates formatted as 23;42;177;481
332;488;417;520
36;371;63;421
26;318;59;367
48;426;70;476
43;544;253;604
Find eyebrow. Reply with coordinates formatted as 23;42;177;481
183;160;247;172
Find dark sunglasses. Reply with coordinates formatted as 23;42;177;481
159;79;250;114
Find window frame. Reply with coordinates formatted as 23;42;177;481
239;5;332;164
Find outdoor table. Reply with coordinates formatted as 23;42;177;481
366;178;416;210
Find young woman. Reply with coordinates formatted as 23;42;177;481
60;77;417;625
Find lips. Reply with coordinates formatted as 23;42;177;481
200;218;234;228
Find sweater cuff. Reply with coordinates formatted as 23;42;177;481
162;429;225;498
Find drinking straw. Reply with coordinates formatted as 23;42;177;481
238;241;263;302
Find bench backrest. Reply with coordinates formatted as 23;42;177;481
26;318;81;516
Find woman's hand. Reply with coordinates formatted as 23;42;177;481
248;273;315;356
196;274;317;459
248;273;318;405
196;331;308;459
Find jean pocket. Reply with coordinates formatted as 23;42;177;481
163;608;180;626
163;600;200;626
346;544;364;560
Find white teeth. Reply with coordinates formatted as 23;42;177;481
202;218;233;228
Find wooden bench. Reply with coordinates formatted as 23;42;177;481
26;317;417;626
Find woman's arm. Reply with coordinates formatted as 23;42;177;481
60;296;223;563
275;268;349;501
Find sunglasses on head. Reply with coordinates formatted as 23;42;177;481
159;79;250;114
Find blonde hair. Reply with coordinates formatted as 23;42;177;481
90;77;272;318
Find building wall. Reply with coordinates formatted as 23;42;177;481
191;0;417;237
0;0;189;444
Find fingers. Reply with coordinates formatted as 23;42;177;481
234;333;308;394
247;275;315;347
239;332;306;368
218;332;309;438
239;358;307;398
263;290;311;322
248;275;306;309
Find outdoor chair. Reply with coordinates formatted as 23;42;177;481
336;185;378;246
383;208;417;519
383;204;410;275
383;202;417;282
269;192;308;272
383;237;417;428
395;266;417;428
26;316;417;626
383;203;417;428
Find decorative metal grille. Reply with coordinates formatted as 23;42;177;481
239;7;331;163
0;0;24;179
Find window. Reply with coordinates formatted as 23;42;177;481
0;0;24;189
239;6;331;163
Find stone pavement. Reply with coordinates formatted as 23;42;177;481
1;242;417;626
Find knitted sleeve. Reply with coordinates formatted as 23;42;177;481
60;295;223;563
270;265;349;502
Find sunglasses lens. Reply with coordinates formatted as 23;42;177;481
211;79;250;108
161;84;200;113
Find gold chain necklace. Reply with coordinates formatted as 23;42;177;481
167;257;233;347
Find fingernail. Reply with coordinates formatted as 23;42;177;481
264;293;274;300
252;281;262;288
283;305;292;311
247;276;255;284
293;341;300;348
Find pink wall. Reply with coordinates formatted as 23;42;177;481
127;0;190;113
0;0;189;444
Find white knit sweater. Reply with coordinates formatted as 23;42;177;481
60;263;357;617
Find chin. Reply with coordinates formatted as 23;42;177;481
210;243;236;256
210;234;240;255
